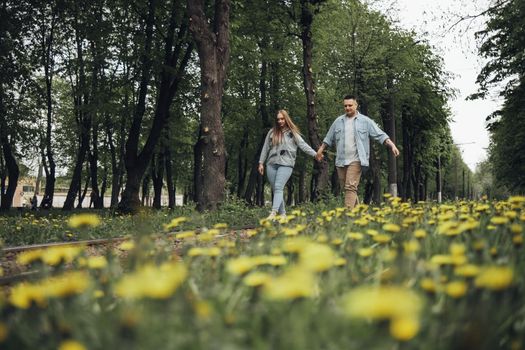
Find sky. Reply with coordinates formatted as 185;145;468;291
375;0;500;171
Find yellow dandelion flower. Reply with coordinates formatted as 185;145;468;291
17;249;44;265
115;262;187;299
41;246;84;266
118;241;135;251
490;216;509;225
445;281;468;298
226;257;257;275
403;240;420;254
282;227;299;236
413;229;427;238
373;234;392;244
510;224;523;234
347;232;364;240
513;235;523;246
93;290;104;298
43;271;91;298
343;285;423;320
357;247;374;257
263;267;318;300
58;340;87;350
475;266;513;291
245;229;258;237
331;238;343;246
243;272;272;287
87;256;107;269
454;264;480;278
334;257;347;266
164;216;188;231
420;278;439;293
430;254;454;266
316;234;329;243
68;214;101;228
299;243;336;272
449;243;466;257
282;237;311;253
389;317;420;341
197;232;215;242
354;218;370;226
383;223;401;233
509;196;525;204
213;223;228;229
175;231;196;239
187;247;221;257
366;229;378;236
9;283;47;309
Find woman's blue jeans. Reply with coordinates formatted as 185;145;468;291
266;164;293;214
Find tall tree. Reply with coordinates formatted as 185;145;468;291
299;0;330;200
188;0;231;211
118;0;193;212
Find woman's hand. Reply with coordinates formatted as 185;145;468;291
258;163;264;175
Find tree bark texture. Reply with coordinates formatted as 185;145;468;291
188;0;231;211
300;0;329;200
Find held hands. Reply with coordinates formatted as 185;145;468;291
258;163;264;175
315;151;324;162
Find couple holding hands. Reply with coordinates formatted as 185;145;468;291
258;94;400;220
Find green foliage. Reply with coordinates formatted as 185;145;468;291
474;0;525;192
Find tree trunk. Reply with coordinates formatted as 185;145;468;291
0;109;19;211
193;128;204;205
119;0;193;213
188;0;231;212
299;0;329;200
298;164;307;204
401;108;412;201
237;128;248;197
286;179;294;206
142;173;151;206
382;73;397;197
244;132;267;205
331;167;340;197
63;17;91;211
151;151;164;209
78;165;90;209
40;3;58;210
165;145;176;208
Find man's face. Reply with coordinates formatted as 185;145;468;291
343;99;358;117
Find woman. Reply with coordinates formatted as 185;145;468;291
258;110;322;219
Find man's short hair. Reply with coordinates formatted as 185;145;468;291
343;94;358;102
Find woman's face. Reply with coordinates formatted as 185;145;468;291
276;113;286;128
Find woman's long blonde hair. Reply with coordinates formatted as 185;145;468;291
272;110;301;145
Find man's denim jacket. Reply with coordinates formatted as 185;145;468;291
259;129;317;167
322;112;389;168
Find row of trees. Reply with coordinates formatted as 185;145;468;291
0;0;473;213
472;0;525;194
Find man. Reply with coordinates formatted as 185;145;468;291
316;94;399;209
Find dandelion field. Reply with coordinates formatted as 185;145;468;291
1;196;525;349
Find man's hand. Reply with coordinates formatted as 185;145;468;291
391;144;400;157
258;163;264;175
385;139;400;157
